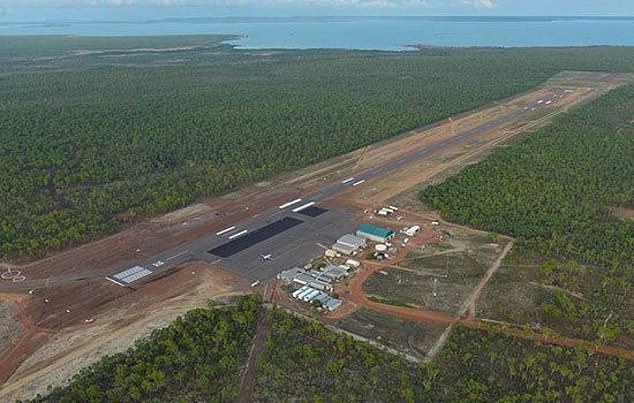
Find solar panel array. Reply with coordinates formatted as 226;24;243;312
112;265;153;284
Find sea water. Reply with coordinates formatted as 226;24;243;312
1;13;634;50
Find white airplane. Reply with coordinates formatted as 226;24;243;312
260;254;273;261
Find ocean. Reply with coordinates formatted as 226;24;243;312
1;13;634;50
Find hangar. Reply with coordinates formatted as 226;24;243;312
356;224;395;243
332;233;366;255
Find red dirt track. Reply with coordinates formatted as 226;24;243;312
2;72;633;397
337;234;634;362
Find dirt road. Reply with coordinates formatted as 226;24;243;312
236;309;271;403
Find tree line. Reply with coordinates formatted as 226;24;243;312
3;37;634;259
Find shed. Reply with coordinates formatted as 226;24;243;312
292;286;309;299
323;297;343;311
296;287;315;300
302;289;321;302
321;264;348;280
277;267;303;284
279;268;332;291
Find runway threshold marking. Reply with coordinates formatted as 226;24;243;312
352;180;366;187
216;226;236;236
292;201;316;213
279;198;303;209
341;177;355;184
229;230;248;240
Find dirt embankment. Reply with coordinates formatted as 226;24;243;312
0;262;246;402
0;301;22;354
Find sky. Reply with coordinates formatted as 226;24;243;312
1;0;634;20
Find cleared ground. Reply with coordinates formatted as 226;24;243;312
476;249;634;351
334;308;446;361
0;71;631;400
0;262;245;401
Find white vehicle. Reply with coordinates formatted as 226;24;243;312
377;209;390;217
345;259;361;268
404;225;420;237
545;100;552;105
152;260;164;268
537;99;544;104
260;254;273;261
250;280;261;288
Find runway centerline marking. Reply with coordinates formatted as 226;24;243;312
341;177;355;184
165;251;189;261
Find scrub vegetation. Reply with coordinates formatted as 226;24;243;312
27;295;261;403
3;36;634;259
28;297;634;402
421;84;634;345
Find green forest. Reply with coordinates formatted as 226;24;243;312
420;83;634;345
421;84;634;272
28;297;634;402
27;295;261;403
3;36;634;259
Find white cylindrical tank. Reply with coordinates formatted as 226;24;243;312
375;244;387;252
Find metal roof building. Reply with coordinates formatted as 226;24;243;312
319;264;348;280
332;242;358;256
356;224;395;243
323;297;342;311
291;286;343;311
337;234;366;249
277;267;332;291
332;233;366;255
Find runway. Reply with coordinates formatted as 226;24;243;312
107;90;568;283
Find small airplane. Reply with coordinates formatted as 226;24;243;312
260;254;273;261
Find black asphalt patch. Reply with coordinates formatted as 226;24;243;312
208;217;304;258
298;206;328;217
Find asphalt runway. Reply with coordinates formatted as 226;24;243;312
107;90;569;283
208;217;304;258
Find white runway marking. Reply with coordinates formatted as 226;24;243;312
279;198;303;209
166;250;189;261
341;177;355;184
105;277;127;287
352;180;366;187
215;226;236;236
228;229;248;239
292;201;316;213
